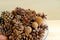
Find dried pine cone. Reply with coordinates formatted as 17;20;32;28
0;7;48;40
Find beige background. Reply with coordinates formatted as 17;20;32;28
46;20;60;40
0;0;60;20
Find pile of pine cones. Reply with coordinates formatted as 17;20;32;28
0;7;48;40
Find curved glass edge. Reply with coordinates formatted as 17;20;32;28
42;29;49;40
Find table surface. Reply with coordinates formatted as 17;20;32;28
46;20;60;40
